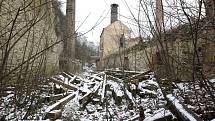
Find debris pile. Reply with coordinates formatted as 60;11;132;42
60;70;174;121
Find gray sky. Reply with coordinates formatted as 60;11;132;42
58;0;200;44
58;0;139;44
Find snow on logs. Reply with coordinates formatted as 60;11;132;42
79;81;102;108
61;72;74;79
77;73;105;108
124;70;152;82
45;93;76;119
48;77;78;91
166;94;202;121
45;70;177;120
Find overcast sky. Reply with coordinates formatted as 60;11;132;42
58;0;200;44
58;0;139;44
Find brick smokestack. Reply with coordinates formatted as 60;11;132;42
155;0;164;32
111;4;119;23
205;0;215;22
60;0;76;72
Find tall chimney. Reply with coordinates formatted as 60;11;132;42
155;0;164;32
111;4;119;23
60;0;76;72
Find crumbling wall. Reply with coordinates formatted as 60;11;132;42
98;26;215;80
0;0;62;77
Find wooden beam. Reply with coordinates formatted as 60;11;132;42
166;94;202;121
45;93;75;119
61;72;74;79
124;70;151;82
106;75;122;83
69;75;77;84
48;77;78;91
46;110;62;120
79;82;101;108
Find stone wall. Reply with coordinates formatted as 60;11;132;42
0;0;62;78
99;42;156;71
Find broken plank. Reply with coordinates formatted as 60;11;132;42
69;75;77;84
106;75;122;83
45;93;75;114
89;74;103;81
46;109;62;120
45;93;68;101
61;72;74;79
125;70;151;82
126;114;139;121
79;82;102;107
48;77;78;91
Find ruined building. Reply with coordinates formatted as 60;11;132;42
98;1;215;81
99;4;139;70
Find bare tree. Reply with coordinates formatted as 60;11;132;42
0;0;63;119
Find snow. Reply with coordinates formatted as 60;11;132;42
62;99;80;120
49;109;61;113
146;78;159;87
80;82;91;93
45;93;75;113
140;89;157;95
125;89;135;104
167;94;197;121
130;83;136;90
138;79;158;96
90;74;103;81
126;114;139;121
1;70;175;120
55;84;62;89
69;75;77;83
138;78;159;89
57;75;70;84
144;108;172;121
107;80;124;97
58;75;65;81
209;79;215;83
62;72;74;79
176;82;189;91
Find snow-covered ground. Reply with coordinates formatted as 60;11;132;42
61;71;174;120
171;78;215;120
3;68;213;120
